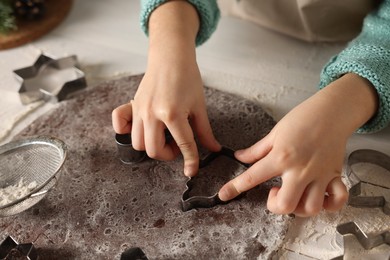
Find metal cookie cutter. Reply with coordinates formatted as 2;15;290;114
0;236;38;260
346;149;390;215
332;222;390;260
120;247;148;260
13;53;87;104
115;130;173;164
181;147;250;212
115;133;147;164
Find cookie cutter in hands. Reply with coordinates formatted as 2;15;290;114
346;149;390;215
0;236;37;260
13;53;87;104
115;130;173;164
181;146;250;212
115;134;250;211
115;133;147;164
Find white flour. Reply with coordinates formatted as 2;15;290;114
0;178;38;206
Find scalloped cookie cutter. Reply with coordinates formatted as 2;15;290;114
346;149;390;215
13;53;87;104
181;147;249;212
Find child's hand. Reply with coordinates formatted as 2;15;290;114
218;73;378;217
131;61;220;177
112;58;221;177
113;1;220;176
218;102;349;217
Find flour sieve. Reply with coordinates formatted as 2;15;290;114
0;136;67;217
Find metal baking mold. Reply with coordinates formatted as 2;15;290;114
14;53;87;104
115;130;173;164
181;146;250;212
0;236;38;260
115;133;147;164
336;222;390;250
346;149;390;215
120;247;148;260
332;222;390;259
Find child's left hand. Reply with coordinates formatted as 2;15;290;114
218;73;378;217
218;101;349;217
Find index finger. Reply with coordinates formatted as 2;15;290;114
166;119;199;177
112;103;132;134
218;156;277;201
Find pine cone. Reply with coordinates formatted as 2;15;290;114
13;0;46;20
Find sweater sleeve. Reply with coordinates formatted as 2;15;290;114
319;0;390;133
139;0;220;46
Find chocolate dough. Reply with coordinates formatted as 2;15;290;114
0;75;291;259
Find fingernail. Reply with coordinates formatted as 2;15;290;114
235;150;244;157
184;167;195;177
218;188;228;202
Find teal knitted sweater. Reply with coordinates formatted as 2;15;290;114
140;0;390;133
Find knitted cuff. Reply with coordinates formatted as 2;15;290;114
319;14;390;133
140;0;220;46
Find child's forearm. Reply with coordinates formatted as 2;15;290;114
148;1;199;66
300;73;378;138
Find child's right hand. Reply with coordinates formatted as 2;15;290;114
113;1;220;177
130;58;220;177
112;61;221;177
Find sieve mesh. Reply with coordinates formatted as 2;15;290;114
0;136;66;216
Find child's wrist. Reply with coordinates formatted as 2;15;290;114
313;73;378;136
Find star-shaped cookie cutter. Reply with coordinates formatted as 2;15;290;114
346;149;390;215
181;147;250;212
0;236;37;260
331;222;390;260
13;53;87;104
